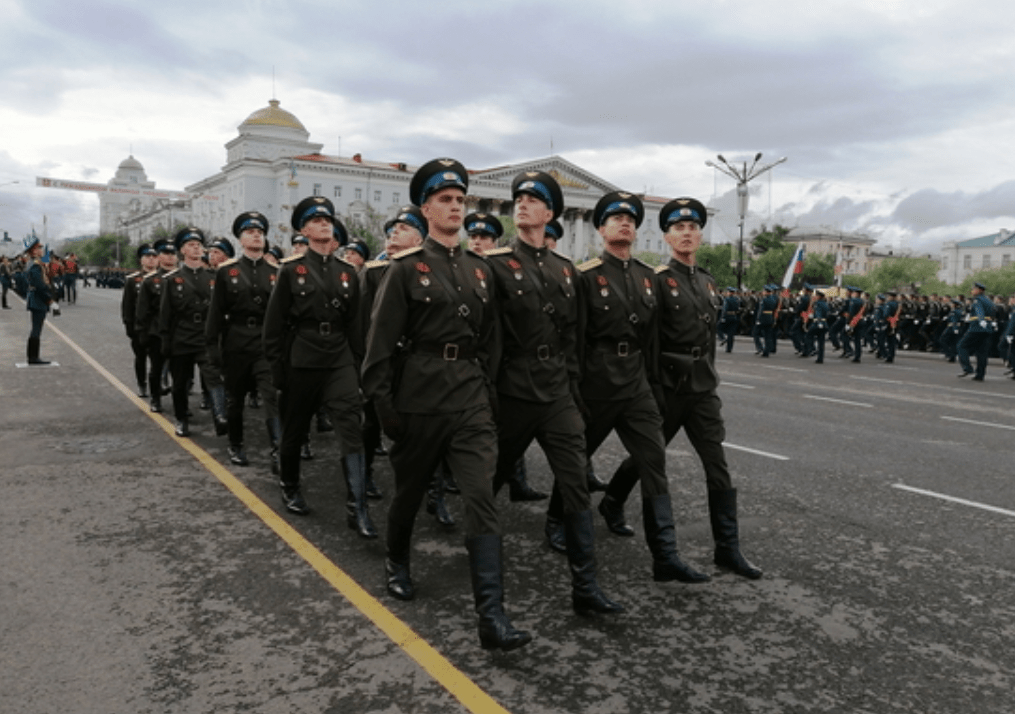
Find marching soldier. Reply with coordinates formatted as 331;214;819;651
957;282;996;380
883;291;900;363
485;170;623;617
806;289;830;363
841;286;866;363
719;286;740;352
122;243;158;395
568;191;710;585
159;228;227;438
756;285;778;357
263;196;375;541
205;212;281;468
790;284;813;355
135;239;178;412
362;158;530;651
597;197;760;580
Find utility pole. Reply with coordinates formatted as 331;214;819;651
705;153;787;290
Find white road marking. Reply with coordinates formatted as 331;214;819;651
760;364;808;373
948;387;1015;400
850;375;911;386
723;443;790;461
803;394;872;408
719;382;756;390
940;415;1015;431
893;484;1015;518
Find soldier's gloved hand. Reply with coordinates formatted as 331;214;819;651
652;384;668;418
979;320;988;329
570;379;591;422
375;400;405;442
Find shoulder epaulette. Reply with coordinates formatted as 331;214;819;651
633;257;653;270
334;256;357;269
551;249;574;262
126;270;141;279
483;246;513;257
392;246;423;260
281;254;303;264
697;265;714;277
163;268;180;278
219;257;239;267
654;264;669;274
364;259;389;269
143;270;159;278
577;257;602;272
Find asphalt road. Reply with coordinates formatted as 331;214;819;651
2;287;1014;714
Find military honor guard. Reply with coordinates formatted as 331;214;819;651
361;158;530;651
805;290;830;363
882;291;900;363
484;170;623;617
205;212;281;468
121;243;158;394
263;197;376;541
22;235;57;365
569;191;709;585
790;284;814;355
956;282;996;380
464;212;502;255
135;239;178;412
719;286;741;352
756;285;778;357
159;228;227;438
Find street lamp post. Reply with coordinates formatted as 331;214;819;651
705;153;787;290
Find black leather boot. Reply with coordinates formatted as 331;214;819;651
301;438;314;460
316;410;334;433
279;451;309;515
343;453;378;538
27;337;50;365
365;467;383;500
708;488;763;579
228;444;249;466
385;558;414;600
386;519;415;600
586;459;608;492
643;494;710;584
598;494;635;537
564;510;625;617
466;534;532;651
544;516;567;554
266;417;282;476
508;457;548;501
425;465;455;528
174;420;191;437
209;385;229;437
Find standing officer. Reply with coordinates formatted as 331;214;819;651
23;236;56;365
206;212;280;468
957;282;996;380
485;170;622;617
362;158;529;651
159;228;227;438
756;285;778;357
263;196;375;540
597;198;760;580
790;284;813;355
569;191;710;585
719;286;740;352
135;239;178;412
806;289;830;363
122;244;158;395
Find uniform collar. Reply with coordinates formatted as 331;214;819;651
600;250;631;269
426;235;462;258
667;257;696;276
515;237;546;259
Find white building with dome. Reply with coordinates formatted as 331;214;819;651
100;155;159;235
118;99;715;260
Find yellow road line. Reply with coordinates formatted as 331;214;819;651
46;319;512;714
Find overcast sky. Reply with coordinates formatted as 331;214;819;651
3;0;1015;254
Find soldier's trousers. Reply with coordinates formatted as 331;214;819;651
387;404;500;544
223;351;278;445
495;394;589;515
278;364;362;487
607;389;732;504
958;330;991;378
145;335;166;399
168;350;215;421
129;334;148;388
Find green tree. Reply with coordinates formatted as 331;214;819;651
861;256;943;294
635;250;662;267
695;243;736;287
76;233;134;268
958;264;1015;296
744;244;795;289
750;224;791;254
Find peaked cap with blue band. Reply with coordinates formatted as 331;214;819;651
23;235;41;252
174;227;206;252
593;191;644;229
291;196;336;231
208;237;235;259
232;211;270;238
545;219;563;241
391;204;428;237
464;212;503;239
511;170;564;220
409;158;468;207
136;242;156;261
291;233;309;246
332;218;349;247
659;197;707;231
153;238;175;254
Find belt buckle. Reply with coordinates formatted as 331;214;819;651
193;313;202;323
617;341;630;357
319;322;332;336
443;343;459;361
690;346;702;359
247;317;258;329
536;344;550;361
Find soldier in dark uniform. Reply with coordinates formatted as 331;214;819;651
159;228;227;438
206;212;280;468
362;158;530;651
806;289;830;363
719;286;740;352
544;219;563;252
596;198;760;580
23;236;56;365
957;282;996;380
570;191;709;585
122;243;158;395
263;197;375;541
840;286;866;362
756;285;778;357
135;239;178;412
790;284;813;355
883;291;900;363
484;171;622;617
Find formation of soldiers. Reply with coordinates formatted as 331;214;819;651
116;158;771;651
717;282;1015;381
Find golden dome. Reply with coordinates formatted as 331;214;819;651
240;99;307;131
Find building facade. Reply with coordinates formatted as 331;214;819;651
783;225;878;276
938;229;1015;284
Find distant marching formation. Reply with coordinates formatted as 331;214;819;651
716;282;1015;382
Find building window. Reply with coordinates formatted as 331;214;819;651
333;186;342;198
355;188;362;200
1003;254;1011;266
982;255;991;269
313;183;322;196
942;257;948;270
393;192;400;205
963;255;972;269
374;190;382;204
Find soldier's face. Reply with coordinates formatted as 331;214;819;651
598;213;636;247
208;248;228;268
467;234;496;255
513;193;552;231
141;255;158;271
302;216;334;246
181;240;203;261
386;223;423;255
665;220;702;257
239;227;265;252
344;248;364;267
292;242;308;256
421;188;465;234
159;251;177;269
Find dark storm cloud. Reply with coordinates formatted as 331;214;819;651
891;181;1015;231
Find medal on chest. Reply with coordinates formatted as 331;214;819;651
563;266;571;285
340;271;349;290
507;259;523;281
475;267;486;289
643;277;652;296
416;261;431;286
666;277;678;297
597;274;609;298
229;267;239;284
175;277;184;292
295;264;307;286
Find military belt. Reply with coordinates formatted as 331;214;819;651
509;343;560;361
192;313;204;324
668;344;708;360
299;321;339;336
413;341;477;361
593;338;641;357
